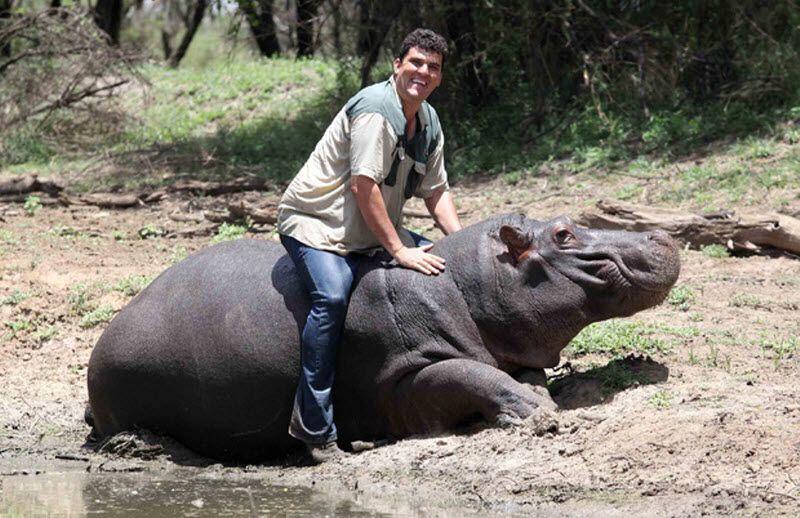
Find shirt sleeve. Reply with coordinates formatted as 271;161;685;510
349;112;396;184
414;133;449;199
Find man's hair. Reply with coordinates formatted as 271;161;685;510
397;29;448;62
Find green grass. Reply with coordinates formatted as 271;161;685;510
647;390;673;410
1;290;30;306
667;285;697;311
758;335;798;368
211;221;249;244
566;320;672;357
113;275;152;297
23;195;42;216
701;244;730;258
0;229;18;245
79;306;116;328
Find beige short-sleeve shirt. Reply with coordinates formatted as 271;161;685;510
277;80;448;255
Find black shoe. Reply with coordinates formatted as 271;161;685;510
307;441;346;465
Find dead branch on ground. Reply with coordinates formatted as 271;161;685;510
578;200;800;256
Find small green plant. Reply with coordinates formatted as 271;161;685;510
138;224;165;240
113;275;152;297
50;226;82;238
79;305;115;328
23;195;42;216
647;390;673;410
112;230;128;241
34;325;57;343
169;245;189;264
783;127;800;144
667;285;696;311
730;294;766;309
736;137;774;159
758;336;798;368
1;289;29;306
0;229;17;244
212;221;250;244
614;183;641;201
701;244;729;258
68;285;91;316
5;317;31;337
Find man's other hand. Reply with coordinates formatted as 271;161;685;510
392;244;446;275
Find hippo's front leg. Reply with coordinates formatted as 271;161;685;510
390;359;557;436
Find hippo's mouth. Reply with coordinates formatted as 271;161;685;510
561;250;674;293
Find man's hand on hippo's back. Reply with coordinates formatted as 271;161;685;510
392;243;446;275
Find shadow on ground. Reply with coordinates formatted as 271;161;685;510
549;355;669;410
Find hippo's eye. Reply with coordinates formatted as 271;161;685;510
554;228;575;245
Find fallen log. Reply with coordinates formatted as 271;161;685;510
78;193;143;208
167;177;269;196
577;200;800;255
226;200;277;225
0;174;64;195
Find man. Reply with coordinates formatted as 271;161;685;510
276;28;462;463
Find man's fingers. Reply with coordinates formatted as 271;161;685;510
420;243;434;252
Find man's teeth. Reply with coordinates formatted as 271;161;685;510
411;79;427;86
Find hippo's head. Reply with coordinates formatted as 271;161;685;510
499;215;681;321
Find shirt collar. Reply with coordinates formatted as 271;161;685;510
388;75;429;130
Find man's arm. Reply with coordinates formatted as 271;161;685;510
424;187;462;235
351;175;445;276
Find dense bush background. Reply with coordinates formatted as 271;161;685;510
1;0;799;183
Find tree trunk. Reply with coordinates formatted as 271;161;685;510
357;0;402;88
239;0;280;57
167;0;207;68
93;0;123;45
295;0;320;58
0;0;13;58
443;0;492;106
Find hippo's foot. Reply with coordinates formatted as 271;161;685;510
494;393;559;436
393;358;560;436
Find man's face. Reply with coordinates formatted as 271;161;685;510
393;47;443;105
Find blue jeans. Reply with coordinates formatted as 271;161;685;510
280;231;431;445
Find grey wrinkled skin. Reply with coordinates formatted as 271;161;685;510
87;214;680;461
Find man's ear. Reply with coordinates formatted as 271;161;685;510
392;57;401;74
499;225;534;264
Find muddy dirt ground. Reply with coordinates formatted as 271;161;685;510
1;171;799;516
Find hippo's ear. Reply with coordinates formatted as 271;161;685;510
499;225;534;264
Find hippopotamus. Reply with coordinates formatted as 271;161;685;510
87;214;680;461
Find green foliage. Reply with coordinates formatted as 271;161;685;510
1;290;30;306
138;224;165;240
759;336;798;368
112;230;128;241
24;195;42;216
79;305;116;328
566;320;670;357
169;245;189;264
0;229;17;244
68;284;91;316
113;275;152;297
5;317;31;337
667;285;697;311
212;221;249;243
647;390;673;410
701;244;730;258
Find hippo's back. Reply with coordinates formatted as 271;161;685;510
87;239;309;460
